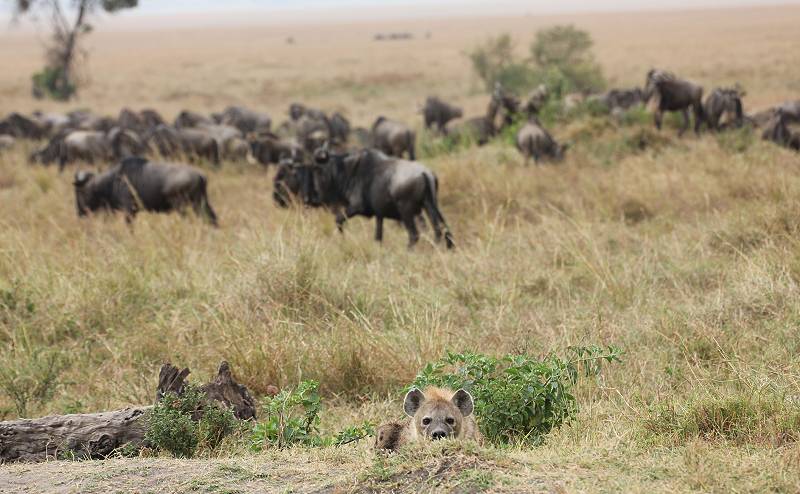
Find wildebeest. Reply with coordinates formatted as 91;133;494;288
72;156;218;225
145;125;220;165
250;132;304;167
0;113;46;139
311;147;453;248
288;103;327;122
445;85;515;146
372;117;416;160
590;88;645;113
215;105;272;134
762;109;800;151
515;118;568;165
422;97;463;133
31;128;148;171
272;158;316;208
644;69;705;136
524;84;549;116
704;87;745;131
174;110;214;129
328;112;351;146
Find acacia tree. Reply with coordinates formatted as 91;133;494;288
13;0;138;100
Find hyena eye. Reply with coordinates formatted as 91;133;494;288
422;417;432;426
446;417;455;425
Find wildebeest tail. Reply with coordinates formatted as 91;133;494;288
407;131;416;161
423;173;454;249
198;174;219;227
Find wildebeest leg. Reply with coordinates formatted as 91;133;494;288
654;110;663;131
402;215;420;249
679;109;690;137
694;105;704;135
375;217;384;242
334;207;347;233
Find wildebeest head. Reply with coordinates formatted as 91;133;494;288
73;170;97;217
289;103;306;121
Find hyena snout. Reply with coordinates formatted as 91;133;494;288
431;429;448;440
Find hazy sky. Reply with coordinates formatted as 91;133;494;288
4;0;798;25
127;0;796;15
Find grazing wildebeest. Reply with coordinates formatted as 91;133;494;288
422;97;463;133
73;157;218;225
288;103;327;122
601;87;644;113
310;147;454;249
32;111;71;137
250;132;305;166
444;86;511;146
272;158;317;208
762;109;800;151
515;118;568;165
146;125;220;165
31;128;147;171
372;117;416;160
644;69;705;136
524;84;549;116
704;87;745;131
0;113;46;139
174;110;214;129
216;106;272;134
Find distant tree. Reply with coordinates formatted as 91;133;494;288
530;25;605;95
468;25;606;97
12;0;139;100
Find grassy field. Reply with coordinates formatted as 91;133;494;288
2;5;800;493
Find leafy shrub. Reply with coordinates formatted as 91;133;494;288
251;380;374;450
252;380;323;449
31;66;76;101
145;385;238;458
468;26;605;97
410;347;622;445
716;125;756;154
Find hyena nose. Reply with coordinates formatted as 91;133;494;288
431;430;447;440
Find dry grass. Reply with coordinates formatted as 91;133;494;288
2;5;800;493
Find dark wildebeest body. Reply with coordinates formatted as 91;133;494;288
704;88;745;131
524;85;549;116
762;110;800;151
372;117;416;160
216;106;272;134
250;133;305;167
146;125;220;165
311;148;453;249
30;128;148;171
0;113;46;139
328;112;351;146
445;83;517;146
174;110;214;129
422;97;463;132
644;69;705;136
515;118;567;165
601;88;645;111
72;157;218;225
272;160;317;208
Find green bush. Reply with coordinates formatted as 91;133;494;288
251;380;374;450
411;347;622;445
716;126;756;154
0;346;65;418
468;26;606;98
145;385;238;458
31;66;76;101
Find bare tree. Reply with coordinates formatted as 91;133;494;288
13;0;138;100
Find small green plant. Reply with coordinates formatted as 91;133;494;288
145;385;238;458
251;380;375;450
716;126;755;154
251;380;323;449
410;347;622;445
31;65;76;101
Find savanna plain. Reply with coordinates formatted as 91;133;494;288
2;5;800;493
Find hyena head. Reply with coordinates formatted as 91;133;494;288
403;387;474;441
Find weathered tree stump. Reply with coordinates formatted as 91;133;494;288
0;361;256;463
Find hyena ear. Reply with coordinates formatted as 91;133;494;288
452;389;474;417
403;388;425;417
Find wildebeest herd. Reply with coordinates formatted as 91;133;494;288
0;69;798;249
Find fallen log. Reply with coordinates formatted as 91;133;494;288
0;361;256;463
